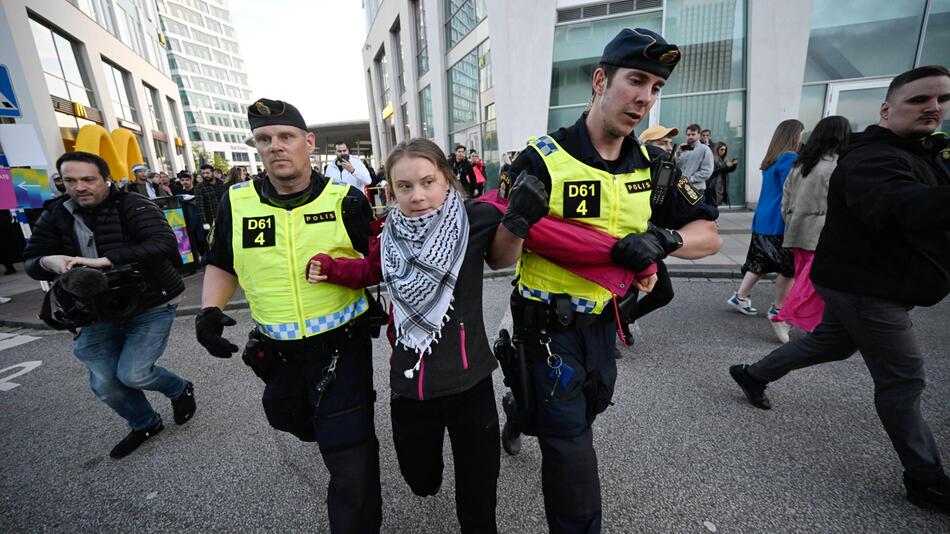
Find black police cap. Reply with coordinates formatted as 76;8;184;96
247;98;308;131
600;28;681;79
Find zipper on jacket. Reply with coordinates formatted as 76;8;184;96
459;322;469;370
609;175;620;235
285;210;306;329
417;356;425;400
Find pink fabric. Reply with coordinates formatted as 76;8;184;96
775;248;824;332
478;190;655;295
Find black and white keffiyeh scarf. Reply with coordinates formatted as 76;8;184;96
382;190;469;377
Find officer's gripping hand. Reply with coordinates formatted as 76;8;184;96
195;306;239;358
611;223;684;272
502;171;549;239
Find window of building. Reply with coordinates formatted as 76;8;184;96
221;39;240;54
102;61;138;123
376;47;390;109
212;50;232;67
144;84;166;132
919;0;950;68
230;72;248;86
659;91;746;206
401;102;411;139
392;21;406;95
478;40;492;92
419;85;434;139
185;91;212;108
202;64;229;81
548;10;662;123
170;4;204;26
204;17;222;33
162;18;190;38
222;25;236;39
447;46;480;133
154;138;171;172
29;19;96;107
413;0;429;76
444;0;486;49
662;0;745;95
231;152;250;162
173;56;202;74
225;85;243;98
804;0;926;83
191;28;220;48
209;5;230;20
183;42;212;61
192;76;224;94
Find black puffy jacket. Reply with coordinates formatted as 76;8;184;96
811;125;950;306
24;187;185;309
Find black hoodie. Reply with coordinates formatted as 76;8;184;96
811;125;950;306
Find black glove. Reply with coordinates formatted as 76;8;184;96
611;224;683;272
195;306;239;358
502;171;549;239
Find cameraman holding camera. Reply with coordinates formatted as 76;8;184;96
23;151;195;460
323;141;371;190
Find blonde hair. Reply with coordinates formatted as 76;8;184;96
385;138;464;193
760;119;804;170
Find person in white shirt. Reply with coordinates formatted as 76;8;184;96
323;141;371;190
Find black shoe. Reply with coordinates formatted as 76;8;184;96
729;364;771;410
110;419;164;459
501;392;522;456
3;266;15;275
171;382;196;424
904;472;950;515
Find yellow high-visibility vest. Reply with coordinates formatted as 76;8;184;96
229;181;367;340
517;135;652;314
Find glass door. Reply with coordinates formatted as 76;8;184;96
825;79;891;133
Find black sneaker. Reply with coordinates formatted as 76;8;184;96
171;382;196;425
905;472;950;515
110;419;164;459
501;392;522;456
729;364;772;410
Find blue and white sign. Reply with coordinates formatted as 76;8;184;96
0;65;21;118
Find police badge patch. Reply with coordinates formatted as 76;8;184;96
254;101;271;116
675;176;702;205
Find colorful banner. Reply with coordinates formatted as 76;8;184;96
0;168;15;209
10;168;52;209
163;207;195;265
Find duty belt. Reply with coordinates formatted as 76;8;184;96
512;291;607;334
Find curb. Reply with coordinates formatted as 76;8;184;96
0;266;756;331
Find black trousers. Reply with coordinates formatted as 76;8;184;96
631;260;674;322
390;376;500;534
748;284;944;480
261;333;382;534
522;319;617;534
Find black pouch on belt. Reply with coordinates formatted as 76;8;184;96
242;329;278;383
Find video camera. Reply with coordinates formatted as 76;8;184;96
40;264;148;331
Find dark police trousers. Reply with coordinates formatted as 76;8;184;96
391;376;501;534
748;284;944;480
523;319;617;534
261;332;382;534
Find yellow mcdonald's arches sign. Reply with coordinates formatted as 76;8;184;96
74;125;144;181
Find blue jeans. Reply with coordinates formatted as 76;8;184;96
74;303;186;430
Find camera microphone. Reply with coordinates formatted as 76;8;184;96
60;267;109;299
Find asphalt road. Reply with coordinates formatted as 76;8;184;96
2;278;949;533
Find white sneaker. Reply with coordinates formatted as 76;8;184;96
0;296;11;304
727;293;757;315
770;319;791;344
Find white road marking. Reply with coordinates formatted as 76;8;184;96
0;334;40;352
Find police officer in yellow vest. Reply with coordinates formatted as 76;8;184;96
195;99;382;533
491;29;722;533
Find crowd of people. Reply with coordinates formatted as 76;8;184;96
14;21;950;534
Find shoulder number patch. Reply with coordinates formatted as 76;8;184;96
675;177;702;205
304;211;336;224
563;181;600;218
242;216;275;248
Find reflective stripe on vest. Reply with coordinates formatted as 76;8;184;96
517;134;653;314
229;180;366;341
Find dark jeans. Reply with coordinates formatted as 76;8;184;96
748;284;943;480
261;333;382;534
73;303;186;430
391;376;500;534
522;319;617;534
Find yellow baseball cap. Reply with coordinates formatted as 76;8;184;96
639;125;679;142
